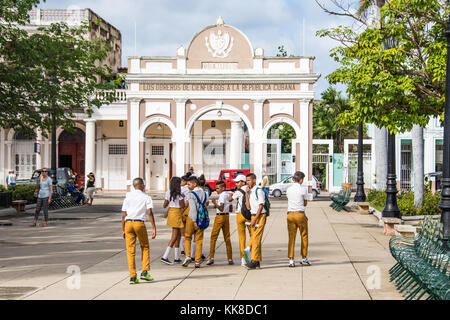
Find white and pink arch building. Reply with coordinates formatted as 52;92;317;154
122;17;320;192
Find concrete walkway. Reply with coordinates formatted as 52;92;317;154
0;196;402;300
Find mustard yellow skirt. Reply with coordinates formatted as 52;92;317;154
167;207;184;228
181;206;190;224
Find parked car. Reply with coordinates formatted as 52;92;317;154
204;169;251;196
15;168;75;190
269;175;321;199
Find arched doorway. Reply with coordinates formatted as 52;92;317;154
59;128;85;186
144;122;173;192
13;131;37;179
265;122;297;184
189;109;249;180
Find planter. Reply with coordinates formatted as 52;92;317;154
0;192;12;208
341;183;352;192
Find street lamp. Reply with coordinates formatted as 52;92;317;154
439;1;450;243
354;122;366;202
382;39;401;235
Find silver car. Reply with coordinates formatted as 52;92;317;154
269;175;321;199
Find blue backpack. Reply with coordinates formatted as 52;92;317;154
192;191;209;230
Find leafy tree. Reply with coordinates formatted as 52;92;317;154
316;0;447;134
313;87;362;153
0;0;117;137
267;123;296;153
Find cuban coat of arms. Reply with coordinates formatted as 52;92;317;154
205;29;234;58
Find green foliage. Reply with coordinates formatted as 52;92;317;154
0;0;118;137
267;123;296;153
276;45;288;57
316;0;447;133
313;87;363;153
6;185;36;204
0;185;7;192
367;189;441;216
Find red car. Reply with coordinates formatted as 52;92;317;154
205;169;251;196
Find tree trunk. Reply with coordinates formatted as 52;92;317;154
412;124;424;208
375;126;388;190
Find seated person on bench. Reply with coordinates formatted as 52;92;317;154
68;179;86;205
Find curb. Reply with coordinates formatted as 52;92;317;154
0;204;36;218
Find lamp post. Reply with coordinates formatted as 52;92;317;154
354;122;366;202
382;38;401;235
439;1;450;243
51;113;57;186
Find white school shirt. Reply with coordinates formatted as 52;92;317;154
164;190;183;208
121;190;153;221
249;186;266;214
181;185;190;198
187;187;208;222
232;186;248;213
286;183;308;212
217;191;231;213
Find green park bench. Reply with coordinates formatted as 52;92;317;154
389;216;450;300
330;188;352;212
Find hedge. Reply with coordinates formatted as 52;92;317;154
366;189;441;216
0;185;36;205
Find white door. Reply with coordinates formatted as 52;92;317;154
108;155;127;190
150;145;165;190
14;141;36;179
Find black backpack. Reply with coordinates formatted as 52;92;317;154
238;189;252;220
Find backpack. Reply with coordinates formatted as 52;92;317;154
238;189;252;220
192;191;209;230
255;187;271;216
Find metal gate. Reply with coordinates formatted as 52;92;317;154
347;152;373;189
400;141;412;191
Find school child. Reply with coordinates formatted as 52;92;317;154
207;180;233;265
228;175;252;266
161;177;185;265
286;171;311;267
180;174;191;255
244;173;267;270
182;175;209;268
121;178;156;284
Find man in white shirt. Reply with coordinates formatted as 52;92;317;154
229;175;251;266
121;178;157;284
207;180;233;266
183;175;209;268
244;173;267;269
286;171;311;267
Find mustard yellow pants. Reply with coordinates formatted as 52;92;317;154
287;213;308;259
248;214;267;262
125;221;150;278
184;216;204;263
209;214;232;259
236;212;251;258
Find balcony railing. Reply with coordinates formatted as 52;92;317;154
96;89;127;104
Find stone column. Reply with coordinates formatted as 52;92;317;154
0;129;4;184
253;100;264;181
95;122;103;189
6;142;12;173
193;121;203;173
175;99;187;177
230;120;242;169
129;99;141;183
84;119;96;181
299;99;310;182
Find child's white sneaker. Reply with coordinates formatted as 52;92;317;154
300;258;312;266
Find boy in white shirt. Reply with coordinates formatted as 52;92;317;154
207;180;233;265
121;178;157;284
285;171;311;267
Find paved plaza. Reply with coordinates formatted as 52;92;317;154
0;194;402;300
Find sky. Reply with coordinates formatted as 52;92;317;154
38;0;355;98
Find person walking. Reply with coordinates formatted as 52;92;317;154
229;174;252;267
121;178;156;284
85;172;96;206
6;170;16;187
286;171;311;267
182;175;208;268
261;171;270;199
244;173;267;270
30;168;52;227
207;180;233;266
161;176;185;265
180;174;191;256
